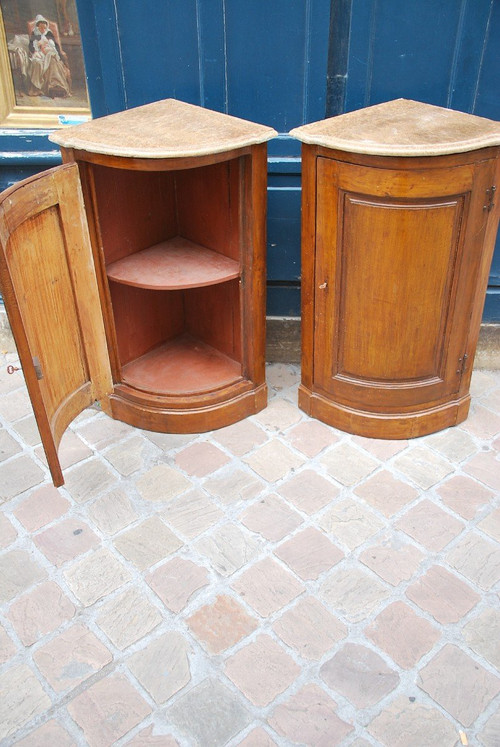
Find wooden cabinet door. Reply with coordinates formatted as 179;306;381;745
0;164;112;486
313;156;495;413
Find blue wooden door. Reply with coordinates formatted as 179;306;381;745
342;0;500;319
6;0;496;319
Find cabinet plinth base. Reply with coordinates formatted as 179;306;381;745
109;382;267;434
298;385;471;439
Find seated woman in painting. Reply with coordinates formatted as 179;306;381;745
28;14;71;98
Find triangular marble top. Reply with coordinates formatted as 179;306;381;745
290;99;500;157
50;99;277;159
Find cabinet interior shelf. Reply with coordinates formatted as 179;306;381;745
106;236;240;290
121;333;242;395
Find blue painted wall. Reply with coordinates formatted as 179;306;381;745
1;0;499;319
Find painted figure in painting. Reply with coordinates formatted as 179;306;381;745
27;13;71;97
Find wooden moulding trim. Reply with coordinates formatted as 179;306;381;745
298;385;471;439
108;383;267;433
61;146;253;172
111;374;256;409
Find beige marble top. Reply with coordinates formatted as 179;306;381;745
50;99;277;158
290;99;500;157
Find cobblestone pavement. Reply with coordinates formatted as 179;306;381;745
0;352;499;747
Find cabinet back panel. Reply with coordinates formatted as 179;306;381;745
185;280;242;362
175;159;242;262
109;282;185;366
91;167;177;265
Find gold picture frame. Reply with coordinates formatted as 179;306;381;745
0;0;90;128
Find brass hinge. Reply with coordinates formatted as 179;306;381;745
33;356;43;380
483;186;496;212
456;353;468;376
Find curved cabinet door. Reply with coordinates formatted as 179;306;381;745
0;164;112;486
312;155;498;434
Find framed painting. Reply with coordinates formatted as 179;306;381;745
0;0;90;127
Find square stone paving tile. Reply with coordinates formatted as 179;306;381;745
224;634;300;707
166;678;252;746
320;567;391;623
277;469;340;514
239;493;303;541
161;489;224;539
436;475;495;520
358;535;425;586
33;517;100;566
63;547;131;607
320;442;379;486
0;624;16;665
418;644;500;727
127;631;191;704
186;594;257;653
146;556;209;613
243;439;306;483
203;467;264;505
135;463;191;503
446;531;500;590
319;499;385;550
211;418;268;456
462;607;500;670
395;498;465;551
367;694;458;747
406;564;480;624
63;459;118;504
320;642;399;708
354;469;419;517
0;455;44;501
392;445;454;489
268;683;354;746
87;489;139;534
174;442;230;477
463;450;500;492
95;586;162;650
286;419;339;457
14;719;76;747
0;664;51;741
7;580;75;646
195;523;262;577
231;556;304;617
113;516;182;570
364;600;440;668
67;672;152;746
0;512;17;548
274;526;344;580
0;549;46;603
478;507;500;541
0;429;22;461
272;596;347;660
13;485;69;532
253;398;302;432
33;623;112;693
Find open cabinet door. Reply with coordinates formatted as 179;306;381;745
0;163;112;486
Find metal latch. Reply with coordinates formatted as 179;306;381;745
484;186;496;212
33;357;43;380
456;353;468;376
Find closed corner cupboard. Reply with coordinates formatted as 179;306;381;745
291;99;500;439
0;99;276;486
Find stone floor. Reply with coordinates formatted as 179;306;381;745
0;351;499;747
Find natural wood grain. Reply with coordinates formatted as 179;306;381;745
106;238;240;289
121;334;242;395
0;164;112;485
297;101;500;438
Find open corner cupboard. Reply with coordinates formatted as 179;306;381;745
0;99;276;486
